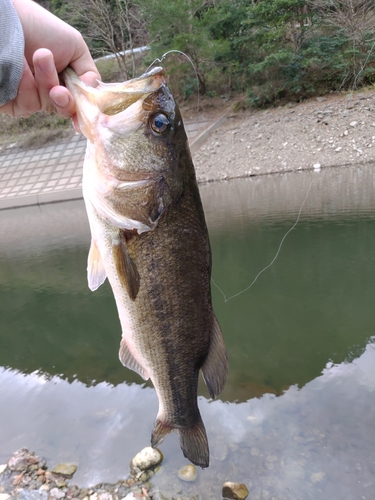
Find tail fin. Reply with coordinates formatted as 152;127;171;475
151;414;209;469
179;414;209;468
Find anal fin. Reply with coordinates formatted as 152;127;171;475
113;231;140;301
151;418;173;448
119;338;149;380
201;314;228;399
87;239;107;291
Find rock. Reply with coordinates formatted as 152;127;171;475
51;464;77;477
250;447;260;457
177;465;197;482
130;447;163;473
90;494;114;500
54;478;68;488
350;121;358;127
0;465;7;474
222;482;249;500
137;470;152;482
121;494;136;500
8;449;45;472
0;495;10;500
50;488;66;499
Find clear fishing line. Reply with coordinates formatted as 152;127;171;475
211;179;314;303
146;49;200;120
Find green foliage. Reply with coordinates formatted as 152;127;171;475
47;0;375;105
136;0;232;96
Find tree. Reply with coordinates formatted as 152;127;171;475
307;0;375;87
135;0;231;96
51;0;148;79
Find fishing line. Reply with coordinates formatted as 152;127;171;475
211;179;314;303
146;49;201;124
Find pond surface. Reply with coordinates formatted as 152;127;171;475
1;165;375;499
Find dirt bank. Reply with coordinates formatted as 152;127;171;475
190;89;375;183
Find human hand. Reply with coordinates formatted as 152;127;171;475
0;0;100;119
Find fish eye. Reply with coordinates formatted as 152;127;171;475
150;113;170;135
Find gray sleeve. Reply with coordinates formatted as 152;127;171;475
0;0;25;106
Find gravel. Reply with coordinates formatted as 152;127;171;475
192;90;375;183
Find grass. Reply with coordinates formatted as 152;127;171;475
0;112;73;151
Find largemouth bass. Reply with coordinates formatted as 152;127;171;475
63;67;228;468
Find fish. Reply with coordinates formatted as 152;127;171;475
63;66;228;468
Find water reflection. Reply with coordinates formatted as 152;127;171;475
1;164;375;497
1;341;375;497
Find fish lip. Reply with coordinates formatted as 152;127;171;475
96;67;166;115
96;67;165;96
130;66;165;82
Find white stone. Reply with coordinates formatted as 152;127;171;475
130;447;163;472
50;488;66;499
0;494;11;500
0;464;7;474
350;121;358;127
121;494;136;500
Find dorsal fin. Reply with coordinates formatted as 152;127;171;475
87;239;107;291
119;338;149;380
201;314;228;399
113;231;140;301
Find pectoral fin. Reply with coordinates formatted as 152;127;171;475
87;239;107;291
113;231;140;301
119;338;150;380
201;314;228;399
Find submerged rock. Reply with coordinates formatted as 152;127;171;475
130;447;163;473
51;464;77;477
177;465;197;482
222;482;249;500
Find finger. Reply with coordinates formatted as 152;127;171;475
11;59;40;117
79;70;101;88
33;48;60;112
49;86;75;118
69;33;101;88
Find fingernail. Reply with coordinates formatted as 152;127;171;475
52;92;69;108
37;55;54;75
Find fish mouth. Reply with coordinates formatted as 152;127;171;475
63;67;166;116
96;67;166;115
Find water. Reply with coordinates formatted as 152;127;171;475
1;165;375;498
